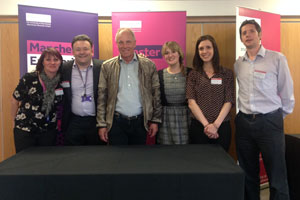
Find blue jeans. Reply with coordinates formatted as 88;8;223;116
235;109;289;200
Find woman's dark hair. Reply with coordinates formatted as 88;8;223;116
192;35;220;73
36;48;63;74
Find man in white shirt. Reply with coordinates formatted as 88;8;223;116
235;19;295;200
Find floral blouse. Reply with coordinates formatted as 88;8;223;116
13;72;63;133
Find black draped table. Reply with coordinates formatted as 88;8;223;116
285;134;300;200
0;145;244;200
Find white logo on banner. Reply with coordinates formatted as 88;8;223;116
26;13;51;28
120;21;142;32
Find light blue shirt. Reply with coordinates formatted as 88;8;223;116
115;54;142;116
71;61;95;116
234;45;295;117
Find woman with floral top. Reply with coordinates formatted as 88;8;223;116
11;48;64;152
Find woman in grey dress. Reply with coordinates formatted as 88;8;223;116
157;41;191;144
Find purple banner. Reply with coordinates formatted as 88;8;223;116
18;5;99;76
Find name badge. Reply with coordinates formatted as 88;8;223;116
254;70;266;79
81;95;92;102
55;88;64;96
61;81;70;88
211;78;222;85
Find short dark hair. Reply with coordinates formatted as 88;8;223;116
239;19;261;38
193;35;220;73
36;48;63;73
71;34;93;48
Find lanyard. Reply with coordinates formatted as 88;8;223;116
76;66;90;96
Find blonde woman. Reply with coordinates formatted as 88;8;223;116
157;41;191;144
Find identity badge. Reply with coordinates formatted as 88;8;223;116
61;81;70;88
55;88;64;96
211;78;222;85
81;95;92;102
254;70;266;79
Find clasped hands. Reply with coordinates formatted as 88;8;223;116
204;123;219;139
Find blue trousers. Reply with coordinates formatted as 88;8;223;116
235;109;289;200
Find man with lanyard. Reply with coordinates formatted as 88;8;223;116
62;34;104;145
97;28;161;145
235;20;295;200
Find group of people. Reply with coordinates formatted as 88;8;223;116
11;20;295;200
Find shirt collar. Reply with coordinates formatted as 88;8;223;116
242;45;266;61
72;59;94;69
119;53;138;63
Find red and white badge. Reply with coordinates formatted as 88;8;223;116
55;88;64;96
211;78;222;85
61;81;70;88
254;70;266;79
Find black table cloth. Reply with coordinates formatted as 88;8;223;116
0;145;244;200
285;134;300;200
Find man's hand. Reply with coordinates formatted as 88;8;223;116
148;123;158;137
98;128;108;142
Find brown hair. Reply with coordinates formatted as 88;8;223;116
193;35;220;73
36;48;63;73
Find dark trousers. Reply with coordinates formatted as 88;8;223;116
108;113;147;145
65;114;103;145
190;119;232;151
235;109;290;200
14;127;57;153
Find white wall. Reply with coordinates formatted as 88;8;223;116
0;0;300;16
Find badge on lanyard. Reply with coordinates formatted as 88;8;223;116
254;70;266;79
81;94;92;102
211;78;222;85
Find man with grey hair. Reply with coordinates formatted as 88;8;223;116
61;34;104;145
97;28;161;145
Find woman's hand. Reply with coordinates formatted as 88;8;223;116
204;123;219;139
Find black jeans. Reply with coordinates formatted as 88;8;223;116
235;109;290;200
14;127;57;153
108;113;147;145
190;119;232;152
65;114;104;145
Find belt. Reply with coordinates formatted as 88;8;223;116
164;102;187;107
239;109;280;120
72;113;95;119
114;112;143;121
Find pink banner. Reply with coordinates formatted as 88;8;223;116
27;40;73;55
112;11;186;70
238;7;280;51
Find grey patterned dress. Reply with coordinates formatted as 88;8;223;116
157;68;190;144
